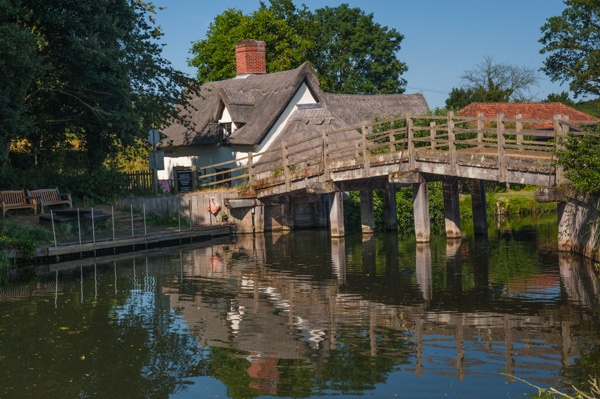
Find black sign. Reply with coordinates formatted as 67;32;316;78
176;169;193;192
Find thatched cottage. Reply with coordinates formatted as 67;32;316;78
160;40;429;184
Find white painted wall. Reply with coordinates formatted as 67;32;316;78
161;81;318;182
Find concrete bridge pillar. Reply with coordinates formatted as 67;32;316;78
329;191;345;238
383;183;398;231
360;190;375;235
470;179;488;236
443;178;462;239
413;182;430;243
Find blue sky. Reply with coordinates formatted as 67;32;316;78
155;0;569;109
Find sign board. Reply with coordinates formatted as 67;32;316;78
148;150;165;170
176;168;193;192
148;129;160;146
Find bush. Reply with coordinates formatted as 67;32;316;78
556;127;600;194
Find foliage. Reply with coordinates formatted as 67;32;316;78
3;0;193;174
0;0;41;169
189;7;307;84
344;183;446;234
555;127;600;193
446;56;539;109
574;99;600;118
0;219;52;258
189;0;408;94
544;91;576;106
539;0;600;98
307;4;407;94
517;375;600;399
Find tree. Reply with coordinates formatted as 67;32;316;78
5;0;191;173
543;91;576;106
188;0;408;94
456;56;539;103
0;0;42;169
308;4;407;94
539;0;600;98
188;7;307;84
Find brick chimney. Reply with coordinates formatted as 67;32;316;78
235;40;266;76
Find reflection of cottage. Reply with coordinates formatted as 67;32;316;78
160;40;428;184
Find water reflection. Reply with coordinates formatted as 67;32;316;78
0;222;599;399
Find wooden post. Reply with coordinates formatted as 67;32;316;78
360;189;375;235
497;113;507;182
389;127;396;153
429;121;436;149
477;112;484;147
408;116;416;170
282;141;291;192
443;178;461;239
362;123;370;177
322;129;330;178
329;191;345;238
247;153;254;187
554;114;567;186
448;111;457;175
383;182;398;231
413;181;430;243
470;179;488;236
516;113;523;146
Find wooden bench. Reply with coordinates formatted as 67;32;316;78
27;188;72;214
0;190;37;217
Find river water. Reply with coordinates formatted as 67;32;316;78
1;215;599;399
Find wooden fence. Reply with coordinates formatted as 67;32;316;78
123;171;153;193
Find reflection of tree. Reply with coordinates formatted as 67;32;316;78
0;265;204;399
312;326;410;395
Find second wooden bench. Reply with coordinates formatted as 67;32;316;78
27;188;72;214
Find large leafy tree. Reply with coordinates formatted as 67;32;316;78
308;4;406;94
0;0;42;169
539;0;600;98
189;7;307;84
188;0;407;94
4;0;191;172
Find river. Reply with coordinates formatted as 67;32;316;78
0;215;599;398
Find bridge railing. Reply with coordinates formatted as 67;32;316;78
193;113;593;192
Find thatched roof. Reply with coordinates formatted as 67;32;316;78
163;62;321;147
322;93;429;126
252;104;360;173
163;62;429;148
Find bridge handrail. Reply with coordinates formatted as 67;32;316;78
192;113;593;192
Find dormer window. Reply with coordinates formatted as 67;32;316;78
221;122;232;143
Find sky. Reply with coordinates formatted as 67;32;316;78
154;0;569;109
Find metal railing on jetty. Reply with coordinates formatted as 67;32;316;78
27;204;230;263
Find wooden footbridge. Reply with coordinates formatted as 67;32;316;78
193;112;592;240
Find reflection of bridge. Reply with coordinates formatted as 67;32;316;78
198;113;591;241
160;232;598;392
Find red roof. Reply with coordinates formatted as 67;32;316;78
458;102;599;129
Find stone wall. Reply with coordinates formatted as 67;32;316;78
117;192;238;227
558;189;600;262
117;192;329;234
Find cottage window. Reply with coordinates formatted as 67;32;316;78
220;122;232;143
